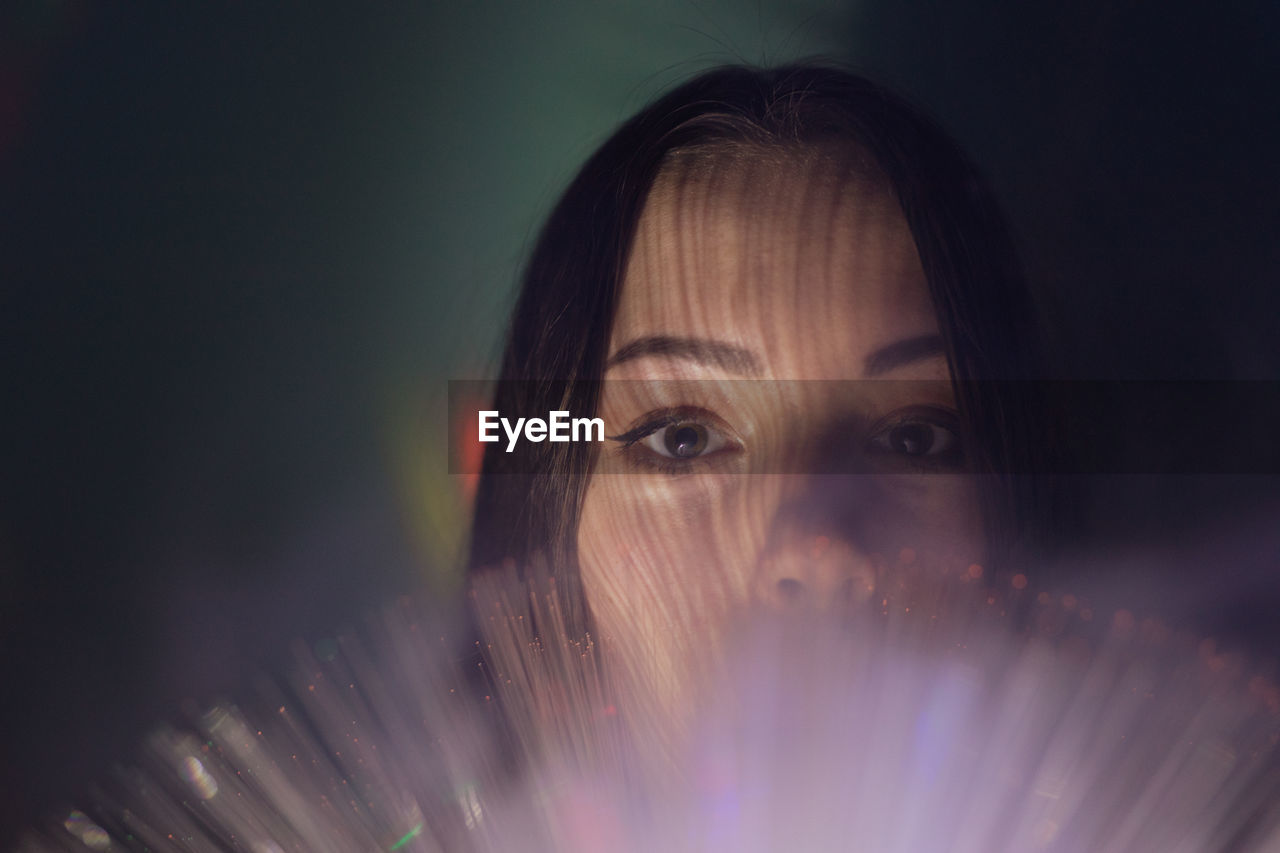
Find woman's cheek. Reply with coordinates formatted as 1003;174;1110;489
859;474;988;569
577;474;766;680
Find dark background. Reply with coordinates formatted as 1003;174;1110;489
2;1;1278;843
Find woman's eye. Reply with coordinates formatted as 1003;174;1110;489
607;409;740;473
867;410;964;467
641;421;728;459
885;422;950;456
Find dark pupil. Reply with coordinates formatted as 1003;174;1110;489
889;423;934;456
665;424;707;458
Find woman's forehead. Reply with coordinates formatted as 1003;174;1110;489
610;152;942;380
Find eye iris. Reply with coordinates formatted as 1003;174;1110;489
889;423;934;456
665;424;708;458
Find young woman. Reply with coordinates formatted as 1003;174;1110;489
26;64;1280;852
468;63;1050;728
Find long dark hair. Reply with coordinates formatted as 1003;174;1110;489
468;63;1047;634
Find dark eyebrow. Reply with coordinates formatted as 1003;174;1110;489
606;335;762;375
863;334;947;376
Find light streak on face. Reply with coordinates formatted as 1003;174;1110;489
577;149;987;730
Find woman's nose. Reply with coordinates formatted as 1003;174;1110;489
752;527;877;607
751;469;882;606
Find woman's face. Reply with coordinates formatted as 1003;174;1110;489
577;150;986;721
